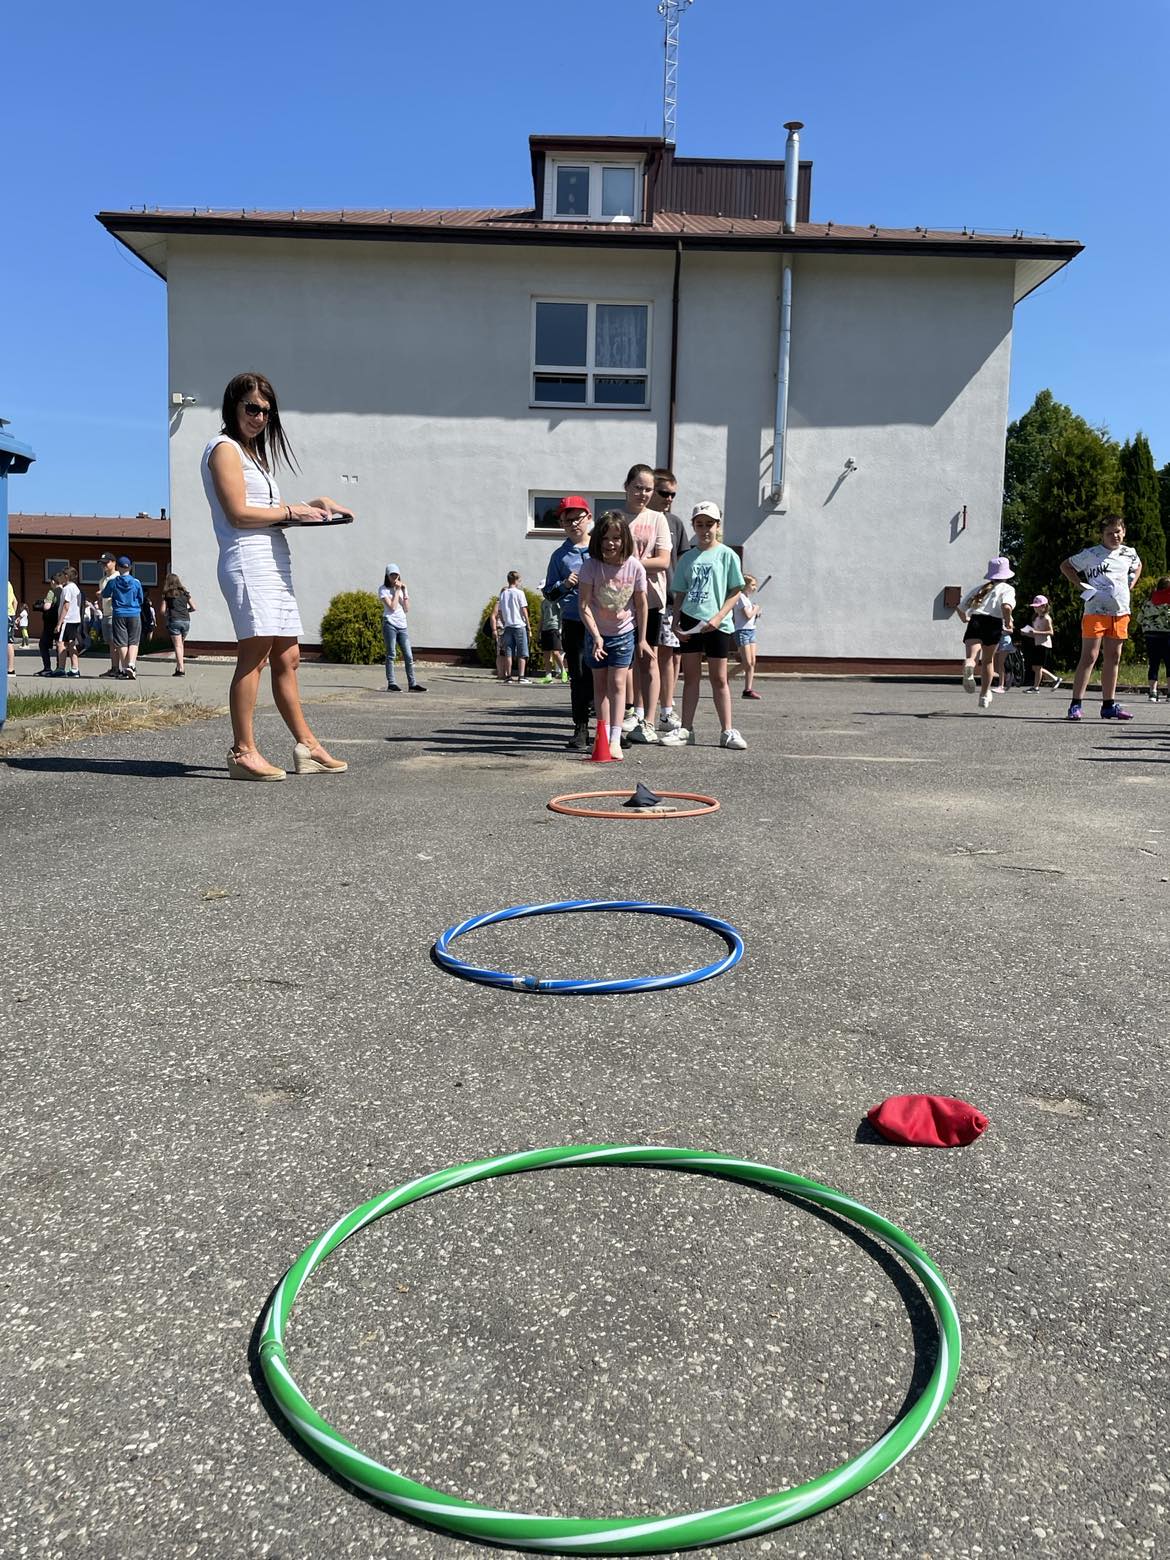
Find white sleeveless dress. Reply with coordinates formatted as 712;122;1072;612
201;435;304;639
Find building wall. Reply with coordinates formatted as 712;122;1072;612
166;236;1014;659
673;251;1015;658
8;539;171;614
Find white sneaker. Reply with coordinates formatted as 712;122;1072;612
627;719;659;744
962;665;977;693
660;726;693;746
657;710;680;733
719;728;747;750
517;677;532;685
978;692;992;709
621;707;639;733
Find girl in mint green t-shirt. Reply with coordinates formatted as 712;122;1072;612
665;504;747;750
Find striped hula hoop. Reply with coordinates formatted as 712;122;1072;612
259;1143;961;1554
432;899;744;994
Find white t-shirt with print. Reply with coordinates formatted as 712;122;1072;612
961;581;1015;619
1067;544;1140;616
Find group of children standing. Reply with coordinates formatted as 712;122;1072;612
532;465;762;757
959;515;1170;719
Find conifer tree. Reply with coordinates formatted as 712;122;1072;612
1001;390;1085;563
1119;433;1165;577
1158;461;1170;564
1019;424;1121;661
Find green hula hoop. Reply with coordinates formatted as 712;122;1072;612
259;1144;961;1553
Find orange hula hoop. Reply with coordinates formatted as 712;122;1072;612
547;789;720;820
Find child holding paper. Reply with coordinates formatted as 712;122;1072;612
1060;517;1141;722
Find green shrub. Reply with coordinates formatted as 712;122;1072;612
321;590;384;664
474;590;545;673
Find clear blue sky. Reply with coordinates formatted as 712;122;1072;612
4;0;1166;516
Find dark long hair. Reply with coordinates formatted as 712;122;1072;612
588;511;634;563
219;372;299;473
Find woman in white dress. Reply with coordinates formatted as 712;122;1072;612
202;372;348;780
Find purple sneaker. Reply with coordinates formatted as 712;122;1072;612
1066;703;1083;722
1101;702;1133;720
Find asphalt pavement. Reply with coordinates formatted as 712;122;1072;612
1;660;1166;1558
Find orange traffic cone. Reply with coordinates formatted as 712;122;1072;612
586;723;617;762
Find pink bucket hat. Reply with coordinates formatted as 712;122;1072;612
984;557;1013;581
1030;594;1048;608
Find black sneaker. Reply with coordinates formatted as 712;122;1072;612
566;723;590;752
408;683;427;693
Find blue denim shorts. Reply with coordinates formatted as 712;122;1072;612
734;627;756;647
500;624;529;658
591;629;635;669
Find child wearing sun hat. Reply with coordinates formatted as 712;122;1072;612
1019;595;1062;692
957;558;1015;709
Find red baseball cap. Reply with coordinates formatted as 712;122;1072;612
556;496;590;516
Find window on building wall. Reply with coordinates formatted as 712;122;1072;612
529;493;625;534
548;161;641;222
44;558;70;581
80;559;104;585
532;301;650;408
134;562;158;586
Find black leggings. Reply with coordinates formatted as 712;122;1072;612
39;624;56;672
1146;631;1170;682
561;618;594;726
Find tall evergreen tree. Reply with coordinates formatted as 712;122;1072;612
1019;424;1121;661
1119;433;1165;577
1158;461;1170;565
1001;390;1086;563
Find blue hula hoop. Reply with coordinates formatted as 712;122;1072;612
433;898;744;994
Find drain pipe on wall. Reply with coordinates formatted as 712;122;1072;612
770;120;803;509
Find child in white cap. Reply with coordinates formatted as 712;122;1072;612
379;565;425;693
662;502;747;748
1019;595;1062;692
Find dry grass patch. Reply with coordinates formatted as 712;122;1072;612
0;692;225;755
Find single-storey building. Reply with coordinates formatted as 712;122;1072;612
8;511;171;609
98;126;1081;669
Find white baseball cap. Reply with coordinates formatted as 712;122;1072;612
691;501;722;522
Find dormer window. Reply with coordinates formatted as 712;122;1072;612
546;159;642;222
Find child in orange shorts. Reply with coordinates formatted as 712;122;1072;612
1059;516;1141;722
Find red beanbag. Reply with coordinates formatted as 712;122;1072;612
867;1094;988;1147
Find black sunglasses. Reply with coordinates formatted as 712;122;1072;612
241;402;271;418
656;488;676;498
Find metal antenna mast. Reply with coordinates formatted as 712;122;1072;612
659;0;694;145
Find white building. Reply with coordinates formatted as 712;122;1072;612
99;129;1080;668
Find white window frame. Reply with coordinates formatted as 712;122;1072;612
543;159;643;223
528;492;626;537
531;298;652;411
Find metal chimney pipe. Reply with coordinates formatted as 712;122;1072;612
783;120;803;232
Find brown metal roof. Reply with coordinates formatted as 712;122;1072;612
9;514;171;541
98;204;1081;261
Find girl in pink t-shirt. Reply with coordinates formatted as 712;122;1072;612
578;512;649;761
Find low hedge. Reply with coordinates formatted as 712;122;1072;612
321;590;384;664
